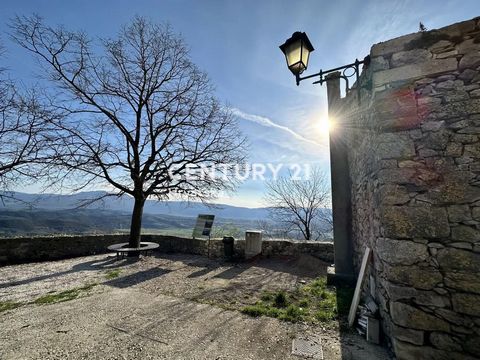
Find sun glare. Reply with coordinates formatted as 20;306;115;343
316;116;334;135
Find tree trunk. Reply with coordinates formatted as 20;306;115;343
128;196;145;254
305;226;311;241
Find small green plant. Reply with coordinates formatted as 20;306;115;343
260;293;273;302
34;284;97;305
281;304;304;322
265;306;281;317
241;303;268;317
105;269;122;280
274;291;288;308
299;299;309;308
0;301;23;313
404;30;451;50
315;309;336;322
303;277;328;296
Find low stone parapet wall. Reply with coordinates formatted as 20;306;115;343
0;234;125;265
0;234;334;265
261;239;334;262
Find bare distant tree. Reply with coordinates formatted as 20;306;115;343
264;167;332;240
255;219;290;239
255;219;275;239
11;15;247;250
0;43;50;192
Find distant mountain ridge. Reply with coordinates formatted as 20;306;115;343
0;191;271;221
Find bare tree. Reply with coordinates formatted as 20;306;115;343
0;43;50;193
264;167;332;240
255;219;290;239
11;15;247;250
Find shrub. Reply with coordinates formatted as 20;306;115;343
274;291;288;308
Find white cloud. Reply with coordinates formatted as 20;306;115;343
230;107;322;147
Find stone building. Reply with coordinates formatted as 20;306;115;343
329;17;480;359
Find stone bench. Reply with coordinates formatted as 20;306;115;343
107;242;159;260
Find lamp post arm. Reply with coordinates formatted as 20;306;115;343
296;56;370;89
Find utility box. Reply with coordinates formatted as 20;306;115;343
245;230;262;259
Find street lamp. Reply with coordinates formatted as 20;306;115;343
279;31;369;284
279;31;370;94
279;31;314;77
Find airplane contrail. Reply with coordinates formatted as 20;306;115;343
229;108;322;146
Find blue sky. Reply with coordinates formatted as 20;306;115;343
0;0;478;207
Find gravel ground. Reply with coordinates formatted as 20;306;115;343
0;253;391;359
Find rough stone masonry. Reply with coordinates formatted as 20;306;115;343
332;17;480;360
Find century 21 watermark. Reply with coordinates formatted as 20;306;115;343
168;163;312;181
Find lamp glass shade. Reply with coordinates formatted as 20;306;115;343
301;44;310;70
279;32;314;76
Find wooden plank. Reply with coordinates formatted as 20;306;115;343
348;247;372;327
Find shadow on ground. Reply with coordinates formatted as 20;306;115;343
0;256;136;289
104;267;172;288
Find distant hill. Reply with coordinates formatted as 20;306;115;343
0;208;258;237
0;191;271;221
0;191;332;239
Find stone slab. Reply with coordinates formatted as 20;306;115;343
373;58;458;87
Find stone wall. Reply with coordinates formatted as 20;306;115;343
0;234;333;265
337;17;480;360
